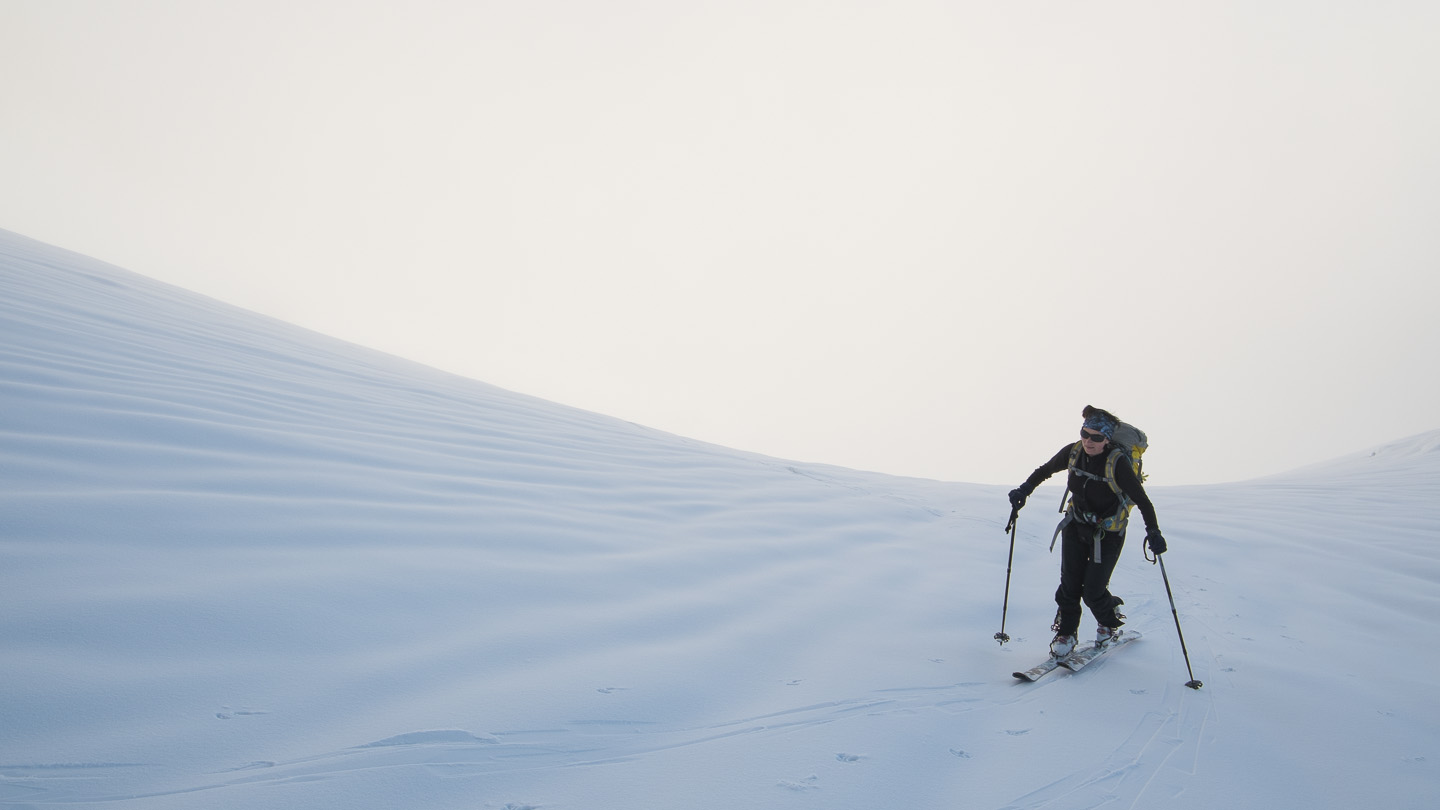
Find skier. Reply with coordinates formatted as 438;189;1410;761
1008;406;1167;659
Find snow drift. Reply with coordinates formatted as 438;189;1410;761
1;228;1436;809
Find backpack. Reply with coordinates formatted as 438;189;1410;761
1061;412;1148;533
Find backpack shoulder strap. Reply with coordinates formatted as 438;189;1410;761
1068;441;1111;484
1103;447;1128;494
1058;441;1084;512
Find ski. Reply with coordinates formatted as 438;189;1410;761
1012;630;1142;681
1013;655;1068;682
1058;630;1141;672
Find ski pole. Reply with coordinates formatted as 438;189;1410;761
995;507;1019;645
1157;553;1203;689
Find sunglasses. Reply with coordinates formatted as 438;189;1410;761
1080;429;1108;442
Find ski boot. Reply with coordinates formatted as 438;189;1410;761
1049;632;1077;659
1095;625;1123;649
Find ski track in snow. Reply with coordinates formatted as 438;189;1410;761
0;675;1206;808
2;229;1438;810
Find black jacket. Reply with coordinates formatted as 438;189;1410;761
1019;443;1159;535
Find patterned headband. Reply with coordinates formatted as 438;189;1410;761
1083;414;1117;439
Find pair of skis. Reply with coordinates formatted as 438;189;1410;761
1013;630;1141;682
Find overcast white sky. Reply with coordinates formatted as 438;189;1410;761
4;0;1438;486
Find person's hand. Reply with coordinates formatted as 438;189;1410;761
1008;488;1027;509
1146;530;1167;555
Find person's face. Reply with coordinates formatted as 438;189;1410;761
1080;427;1109;456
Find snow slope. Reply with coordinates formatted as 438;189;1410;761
2;227;1436;809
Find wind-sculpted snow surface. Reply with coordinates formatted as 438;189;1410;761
2;228;1436;809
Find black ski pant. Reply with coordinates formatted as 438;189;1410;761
1053;520;1126;637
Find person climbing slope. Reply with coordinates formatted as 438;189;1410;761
1008;406;1168;658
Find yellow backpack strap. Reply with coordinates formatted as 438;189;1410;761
1059;441;1084;512
1103;447;1127;497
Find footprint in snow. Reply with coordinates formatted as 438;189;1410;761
221;761;277;772
359;730;499;747
597;687;629;694
778;776;820;791
835;753;863;763
949;748;972;759
1005;729;1031;736
215;707;268;720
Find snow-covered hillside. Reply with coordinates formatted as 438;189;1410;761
2;228;1436;809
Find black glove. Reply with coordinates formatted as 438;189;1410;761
1008;488;1027;509
1146;530;1167;555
